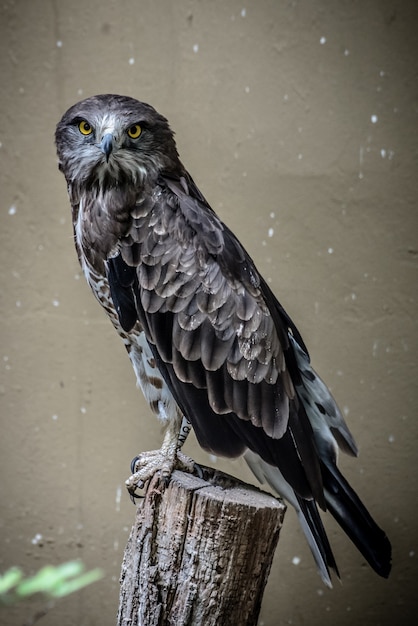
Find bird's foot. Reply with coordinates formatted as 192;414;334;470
126;449;199;500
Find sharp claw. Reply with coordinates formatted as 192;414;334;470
130;455;141;474
193;461;204;479
129;490;144;504
127;477;146;504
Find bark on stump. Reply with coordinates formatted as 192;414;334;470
117;466;286;626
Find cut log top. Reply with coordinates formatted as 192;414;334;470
117;466;286;626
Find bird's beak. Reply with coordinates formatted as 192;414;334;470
100;133;114;162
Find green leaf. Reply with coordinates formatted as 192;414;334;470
49;569;104;598
17;565;54;597
0;568;23;595
1;561;104;605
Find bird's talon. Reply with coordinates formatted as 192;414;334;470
129;489;144;504
130;455;141;474
193;461;204;479
125;448;198;498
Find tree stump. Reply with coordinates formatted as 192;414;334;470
117;466;286;626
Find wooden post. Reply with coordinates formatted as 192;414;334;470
117;466;286;626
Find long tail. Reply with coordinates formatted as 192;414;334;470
321;459;391;578
245;451;338;587
244;451;391;586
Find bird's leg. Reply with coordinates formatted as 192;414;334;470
125;415;197;497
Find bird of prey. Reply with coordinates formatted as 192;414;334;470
55;94;391;586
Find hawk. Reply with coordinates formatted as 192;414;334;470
55;94;391;586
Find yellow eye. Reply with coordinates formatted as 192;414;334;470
78;120;93;135
127;124;142;139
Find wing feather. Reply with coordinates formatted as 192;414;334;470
106;173;324;503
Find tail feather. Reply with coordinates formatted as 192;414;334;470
322;460;392;578
244;450;392;585
285;330;392;580
245;451;338;587
295;496;339;587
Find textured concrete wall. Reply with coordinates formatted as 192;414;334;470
1;1;417;624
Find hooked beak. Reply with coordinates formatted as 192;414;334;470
100;133;114;162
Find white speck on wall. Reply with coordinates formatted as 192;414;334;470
409;550;415;557
128;57;135;65
359;145;364;179
31;533;43;545
292;556;301;566
8;205;16;215
388;434;395;444
343;405;349;416
381;148;387;158
371;114;378;124
52;299;60;307
209;454;218;463
268;227;274;237
344;49;350;56
77;88;83;96
115;484;122;512
56;40;63;48
244;85;250;93
327;247;334;254
298;153;303;160
52;414;58;421
16;300;21;307
80;406;87;414
270;212;275;219
193;43;199;53
319;36;327;45
241;8;246;17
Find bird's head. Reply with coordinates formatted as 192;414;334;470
55;94;181;194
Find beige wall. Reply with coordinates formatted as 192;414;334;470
1;1;417;624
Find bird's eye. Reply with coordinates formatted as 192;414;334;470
78;120;93;135
127;124;142;139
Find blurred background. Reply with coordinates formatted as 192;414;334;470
1;1;417;624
